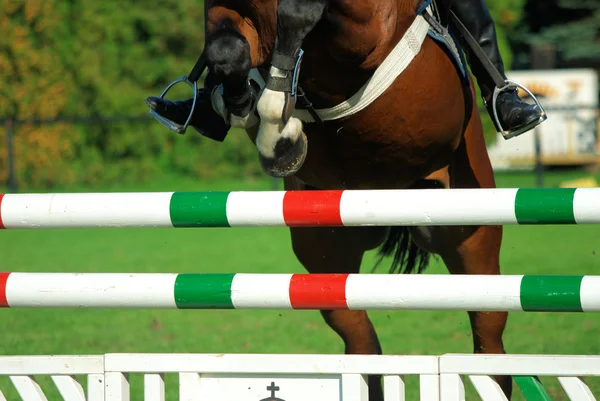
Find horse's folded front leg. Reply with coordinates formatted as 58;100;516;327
256;0;328;178
256;60;308;178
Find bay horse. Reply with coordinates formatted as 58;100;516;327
148;0;511;399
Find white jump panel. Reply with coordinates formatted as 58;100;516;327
1;354;599;401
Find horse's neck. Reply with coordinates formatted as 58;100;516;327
300;0;420;107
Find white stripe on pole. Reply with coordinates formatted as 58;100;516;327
573;188;600;224
0;193;174;229
339;189;519;226
226;191;286;227
230;273;293;309
5;273;178;308
344;275;524;311
579;276;600;312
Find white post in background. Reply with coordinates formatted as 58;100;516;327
179;373;202;401
87;374;105;401
440;374;464;401
144;373;165;401
105;372;130;401
341;374;369;401
383;375;405;401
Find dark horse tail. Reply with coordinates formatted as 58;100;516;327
374;226;431;274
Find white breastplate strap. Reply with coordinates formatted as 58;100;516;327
291;14;430;123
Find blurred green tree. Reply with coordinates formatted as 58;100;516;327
509;0;600;68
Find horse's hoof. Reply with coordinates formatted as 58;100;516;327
258;131;308;178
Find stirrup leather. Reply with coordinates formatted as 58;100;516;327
492;79;548;140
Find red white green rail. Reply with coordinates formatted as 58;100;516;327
0;188;598;228
1;273;598;312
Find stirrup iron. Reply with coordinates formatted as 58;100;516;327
149;52;207;134
492;79;548;140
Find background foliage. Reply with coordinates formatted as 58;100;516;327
1;0;598;189
0;0;262;189
509;0;600;68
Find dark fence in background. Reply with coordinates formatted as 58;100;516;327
2;105;599;193
1;114;155;193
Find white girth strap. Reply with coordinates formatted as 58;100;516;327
291;13;431;123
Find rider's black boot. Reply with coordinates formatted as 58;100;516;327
145;72;231;142
450;0;545;138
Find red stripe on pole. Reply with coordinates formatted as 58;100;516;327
283;190;344;226
0;194;5;229
0;272;10;307
289;274;349;309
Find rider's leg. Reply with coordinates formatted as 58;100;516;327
145;10;262;142
449;0;545;137
145;70;262;142
145;72;231;142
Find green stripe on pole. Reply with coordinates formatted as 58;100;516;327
169;192;230;227
174;274;235;309
514;188;576;224
520;275;583;312
514;376;554;401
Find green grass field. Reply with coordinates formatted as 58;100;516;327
1;170;599;400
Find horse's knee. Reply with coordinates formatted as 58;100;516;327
205;27;257;118
468;310;508;352
206;27;250;78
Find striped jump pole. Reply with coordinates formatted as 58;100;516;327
1;273;598;312
0;188;599;229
